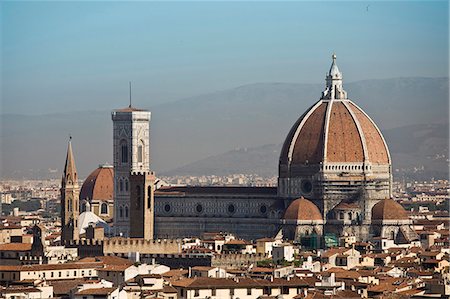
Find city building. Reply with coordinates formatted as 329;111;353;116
64;55;417;247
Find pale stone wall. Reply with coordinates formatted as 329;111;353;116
211;253;267;268
103;238;181;254
0;266;98;282
155;216;280;240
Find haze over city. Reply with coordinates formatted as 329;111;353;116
1;2;450;298
1;1;448;179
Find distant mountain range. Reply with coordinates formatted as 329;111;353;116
1;77;448;180
162;123;449;180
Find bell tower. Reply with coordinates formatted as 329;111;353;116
112;106;151;237
129;171;155;239
61;137;80;243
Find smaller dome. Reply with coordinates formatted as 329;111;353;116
372;199;409;221
284;197;322;221
80;164;114;201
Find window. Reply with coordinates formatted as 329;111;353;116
147;186;152;209
66;271;69;277
89;270;92;276
247;288;252;295
121;141;128;163
138;141;144;163
74;271;76;276
101;203;108;214
136;186;141;208
125;206;129;218
282;286;289;294
194;289;199;297
119;179;123;192
196;204;203;213
119;207;123;218
164;204;171;213
301;180;313;193
260;205;267;214
125;180;129;191
81;271;84;276
58;272;61;277
51;272;54;278
228;204;235;214
212;289;216;296
230;289;234;296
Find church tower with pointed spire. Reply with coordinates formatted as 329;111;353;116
61;137;80;243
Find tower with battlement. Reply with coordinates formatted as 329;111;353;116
111;106;151;236
130;171;155;239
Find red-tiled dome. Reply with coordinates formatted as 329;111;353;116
284;197;322;221
279;55;390;177
80;165;114;201
279;100;389;166
371;199;409;221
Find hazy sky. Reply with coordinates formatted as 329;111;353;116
2;1;448;115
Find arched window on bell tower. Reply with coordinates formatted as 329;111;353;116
137;141;144;163
136;185;141;209
101;203;108;214
120;140;128;164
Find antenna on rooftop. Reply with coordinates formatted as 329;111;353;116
129;81;132;108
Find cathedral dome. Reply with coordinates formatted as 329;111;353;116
80;165;114;201
284;197;322;221
279;55;390;176
371;199;409;221
279;98;389;168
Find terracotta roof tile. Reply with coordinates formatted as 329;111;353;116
284;197;322;221
327;102;364;162
372;199;409;220
80;166;114;201
75;287;117;295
